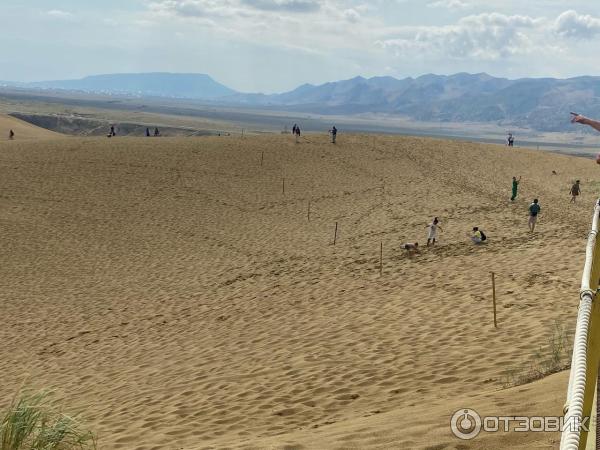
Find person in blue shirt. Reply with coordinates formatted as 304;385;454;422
528;199;541;233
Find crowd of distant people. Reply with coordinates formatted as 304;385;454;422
291;123;338;144
400;113;600;258
8;112;600;260
106;125;162;138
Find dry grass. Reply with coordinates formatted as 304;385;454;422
0;390;96;450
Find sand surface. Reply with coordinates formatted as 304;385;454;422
1;132;597;449
0;113;64;140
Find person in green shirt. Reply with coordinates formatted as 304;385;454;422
511;176;521;201
528;199;541;232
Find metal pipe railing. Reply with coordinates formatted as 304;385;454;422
561;201;600;450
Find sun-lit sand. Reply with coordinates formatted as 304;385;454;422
0;114;64;140
2;129;597;449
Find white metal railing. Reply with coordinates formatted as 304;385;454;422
561;200;600;450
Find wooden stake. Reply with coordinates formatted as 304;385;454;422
282;178;285;195
307;200;311;221
379;242;383;277
333;222;338;245
491;272;498;328
261;151;264;166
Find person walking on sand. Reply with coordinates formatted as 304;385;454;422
425;217;443;246
154;127;160;137
528;199;541;232
511;176;521;201
470;227;487;244
330;126;337;144
294;125;301;143
570;180;581;203
146;127;151;137
508;134;514;147
9;129;14;140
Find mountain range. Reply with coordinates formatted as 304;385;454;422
3;72;600;132
2;73;236;99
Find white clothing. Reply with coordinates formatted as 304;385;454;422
427;223;438;240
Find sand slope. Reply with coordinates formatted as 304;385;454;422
1;133;596;449
0;113;63;140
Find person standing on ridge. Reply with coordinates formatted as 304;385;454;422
330;126;337;144
511;176;521;201
528;199;541;233
146;128;151;137
570;180;581;203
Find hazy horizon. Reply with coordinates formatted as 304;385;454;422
2;1;600;93
8;70;600;95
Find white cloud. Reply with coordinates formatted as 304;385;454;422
241;0;320;12
379;12;545;60
554;10;600;39
342;8;360;23
145;0;376;51
428;0;469;9
46;9;74;19
148;0;319;18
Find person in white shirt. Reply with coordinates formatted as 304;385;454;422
425;217;443;246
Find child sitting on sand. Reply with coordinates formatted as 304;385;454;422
425;217;443;246
470;227;487;244
403;242;420;256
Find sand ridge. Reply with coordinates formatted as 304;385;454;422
0;133;595;449
0;113;64;140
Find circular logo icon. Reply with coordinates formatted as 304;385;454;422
451;408;482;440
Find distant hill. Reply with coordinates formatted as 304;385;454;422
26;73;237;99
225;73;600;132
4;72;600;131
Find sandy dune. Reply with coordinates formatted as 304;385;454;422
0;113;63;140
1;133;596;449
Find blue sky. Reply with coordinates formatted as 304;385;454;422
2;1;600;93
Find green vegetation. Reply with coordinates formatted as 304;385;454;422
0;390;96;450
